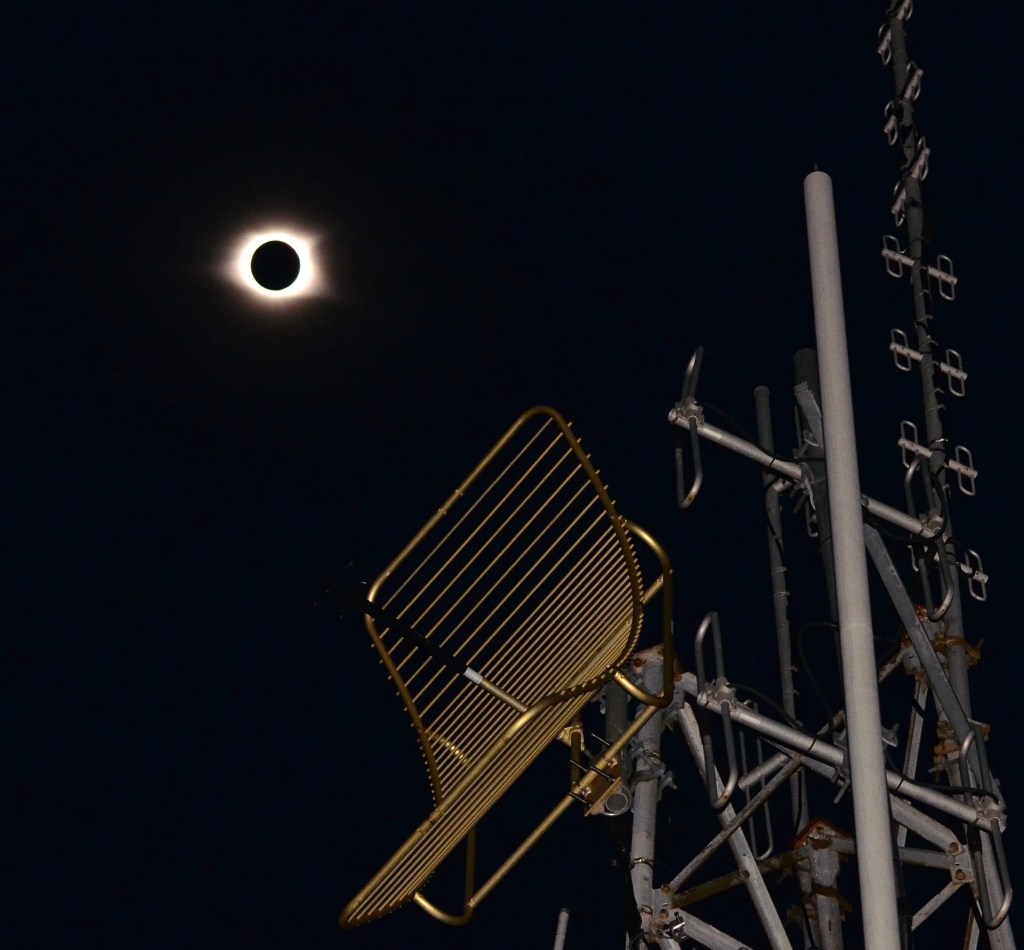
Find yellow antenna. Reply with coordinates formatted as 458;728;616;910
339;406;675;928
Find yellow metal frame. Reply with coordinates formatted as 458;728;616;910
339;407;675;928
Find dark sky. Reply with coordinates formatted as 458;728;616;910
10;3;1021;947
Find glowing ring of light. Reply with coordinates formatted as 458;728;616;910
233;229;318;299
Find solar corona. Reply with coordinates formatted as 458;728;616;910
229;228;319;300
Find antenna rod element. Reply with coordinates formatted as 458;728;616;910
804;170;901;950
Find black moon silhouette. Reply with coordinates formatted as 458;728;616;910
250;240;301;291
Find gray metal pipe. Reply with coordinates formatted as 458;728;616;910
754;386;805;831
676;705;794;950
552;908;569;950
805;169;901;950
678;680;989;828
630;658;666;940
666;408;933;537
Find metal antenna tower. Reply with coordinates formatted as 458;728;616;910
336;4;1014;947
656;2;1013;946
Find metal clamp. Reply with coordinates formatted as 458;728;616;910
903;458;954;622
694;611;738;809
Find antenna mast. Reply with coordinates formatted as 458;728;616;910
657;2;1014;946
337;4;1014;947
879;3;1013;941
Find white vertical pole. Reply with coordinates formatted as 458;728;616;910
804;170;901;950
552;907;570;950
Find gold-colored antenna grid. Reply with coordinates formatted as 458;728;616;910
342;407;647;926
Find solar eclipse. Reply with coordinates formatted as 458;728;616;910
230;228;320;300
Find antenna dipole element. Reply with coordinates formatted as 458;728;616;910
804;170;901;950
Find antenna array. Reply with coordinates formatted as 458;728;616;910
337;3;1014;947
654;3;1013;946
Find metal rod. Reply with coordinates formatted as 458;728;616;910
911;881;963;932
665;753;802;894
805;168;901;950
694;612;738;807
683;672;993;828
881;18;1020;942
806;832;844;949
669;910;755;950
884;8;975;720
468;702;662;909
897;679;930;849
672;851;804;909
630;654;668;938
959;732;1014;930
754;385;806;831
830;837;951;871
666;408;934;538
793;352;840;627
552;907;570;950
675;705;794;949
863;525;972;742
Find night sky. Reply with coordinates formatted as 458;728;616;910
10;4;1021;947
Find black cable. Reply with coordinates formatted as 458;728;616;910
906;683;929;719
793;867;822;950
325;581;470;677
607;814;644;946
729;681;805;733
701;401;756;446
795;622;839;726
924;459;950;537
883;747;992;799
866;512;934;552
